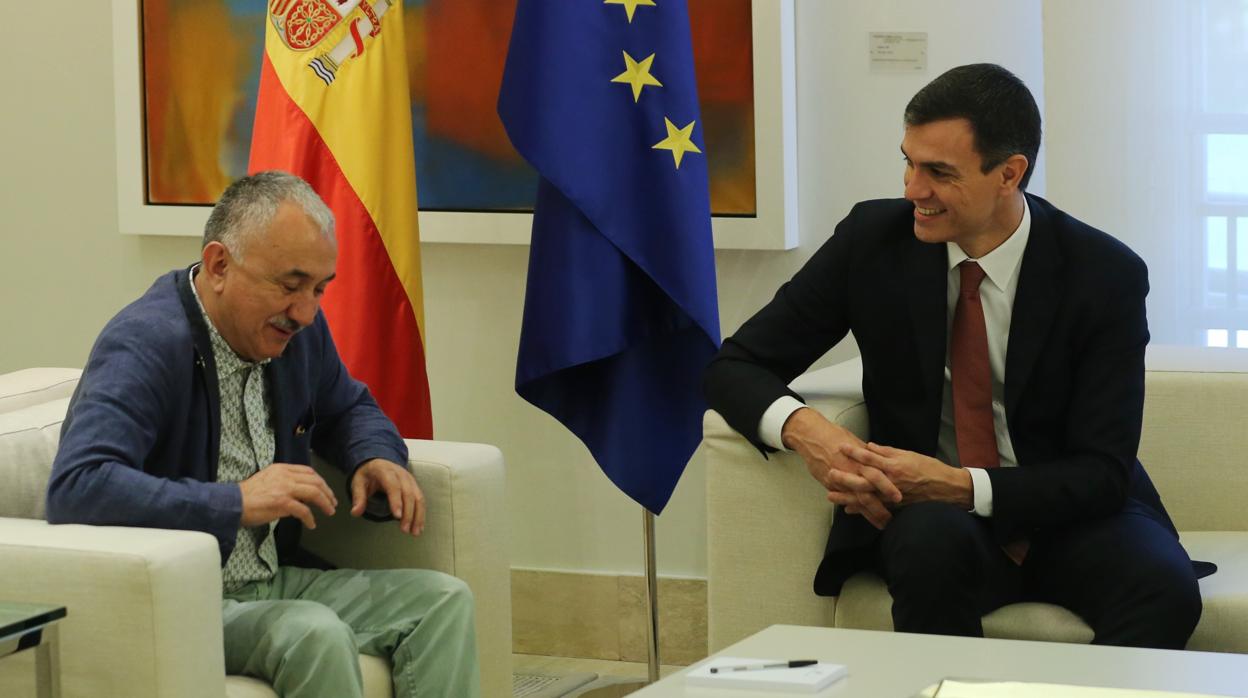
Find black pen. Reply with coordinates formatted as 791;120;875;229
710;659;818;673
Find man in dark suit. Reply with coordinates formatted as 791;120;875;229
703;63;1203;649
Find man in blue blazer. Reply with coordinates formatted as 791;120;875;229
704;64;1203;649
48;172;479;696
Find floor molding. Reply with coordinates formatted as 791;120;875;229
511;569;708;665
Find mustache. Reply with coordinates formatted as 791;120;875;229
268;315;303;334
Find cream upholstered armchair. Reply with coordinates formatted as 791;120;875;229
705;355;1248;654
0;368;512;698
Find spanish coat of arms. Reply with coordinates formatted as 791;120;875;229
268;0;393;85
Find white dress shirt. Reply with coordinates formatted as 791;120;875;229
759;200;1032;517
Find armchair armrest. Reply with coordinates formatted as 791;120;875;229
305;439;512;698
705;358;869;651
0;518;225;698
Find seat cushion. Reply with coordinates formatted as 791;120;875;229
835;532;1248;652
223;676;276;698
359;655;394;698
0;368;80;414
1181;531;1248;653
834;571;1095;644
224;654;393;697
0;397;70;518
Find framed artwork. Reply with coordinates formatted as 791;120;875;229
112;0;796;249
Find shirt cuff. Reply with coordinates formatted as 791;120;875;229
759;396;807;451
968;467;994;517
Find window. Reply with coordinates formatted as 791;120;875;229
1195;0;1248;347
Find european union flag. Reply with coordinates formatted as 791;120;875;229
498;0;721;514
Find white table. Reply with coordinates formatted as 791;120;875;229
633;625;1248;697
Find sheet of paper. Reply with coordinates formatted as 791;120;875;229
931;679;1229;698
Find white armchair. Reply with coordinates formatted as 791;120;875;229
0;368;512;698
706;357;1248;655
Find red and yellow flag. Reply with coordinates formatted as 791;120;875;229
250;0;431;438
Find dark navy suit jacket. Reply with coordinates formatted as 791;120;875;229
704;195;1180;595
47;267;407;564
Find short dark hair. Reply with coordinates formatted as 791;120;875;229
904;63;1041;190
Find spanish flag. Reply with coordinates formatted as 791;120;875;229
249;0;432;438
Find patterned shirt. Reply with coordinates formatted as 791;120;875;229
190;268;279;592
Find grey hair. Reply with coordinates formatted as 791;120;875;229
202;171;335;260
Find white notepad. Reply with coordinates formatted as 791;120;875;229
686;656;848;692
929;680;1228;698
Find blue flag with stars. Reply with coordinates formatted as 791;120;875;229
498;0;721;514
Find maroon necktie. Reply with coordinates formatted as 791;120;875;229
951;261;999;469
952;262;1027;564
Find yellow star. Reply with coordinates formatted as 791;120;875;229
652;117;702;169
611;51;663;102
604;0;657;23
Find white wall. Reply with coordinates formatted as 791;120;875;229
1043;0;1194;346
0;5;201;367
0;0;1042;579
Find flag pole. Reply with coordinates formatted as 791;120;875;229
642;507;661;683
581;507;661;695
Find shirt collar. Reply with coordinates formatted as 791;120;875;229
188;265;269;374
946;197;1032;292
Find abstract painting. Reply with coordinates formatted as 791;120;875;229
139;0;756;216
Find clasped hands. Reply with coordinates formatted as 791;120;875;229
239;458;426;536
781;407;972;529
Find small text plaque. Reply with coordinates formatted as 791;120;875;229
869;32;928;73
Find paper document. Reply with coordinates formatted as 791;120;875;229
687;656;847;692
922;679;1231;698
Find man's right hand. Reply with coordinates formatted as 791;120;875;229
781;407;902;529
239;463;338;529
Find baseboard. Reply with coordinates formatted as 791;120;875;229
511;569;708;665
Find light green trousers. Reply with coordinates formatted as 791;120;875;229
222;566;480;697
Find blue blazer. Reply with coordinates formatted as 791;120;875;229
47;267;408;564
704;195;1180;594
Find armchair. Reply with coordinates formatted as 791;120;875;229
0;368;512;698
706;357;1248;654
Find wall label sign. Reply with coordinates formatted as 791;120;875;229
869;32;927;73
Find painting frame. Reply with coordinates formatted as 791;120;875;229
111;0;796;249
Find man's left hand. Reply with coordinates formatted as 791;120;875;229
838;442;973;509
351;458;426;536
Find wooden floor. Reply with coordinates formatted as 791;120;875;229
513;653;686;679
